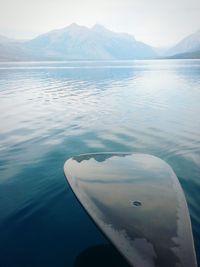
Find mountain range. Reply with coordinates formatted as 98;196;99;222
0;24;200;61
166;29;200;57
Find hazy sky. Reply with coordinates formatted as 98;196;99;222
0;0;200;47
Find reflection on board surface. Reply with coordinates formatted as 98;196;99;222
64;153;197;267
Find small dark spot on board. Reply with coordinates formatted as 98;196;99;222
132;201;142;207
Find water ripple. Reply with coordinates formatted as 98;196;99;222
0;60;200;266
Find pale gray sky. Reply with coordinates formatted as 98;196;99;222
0;0;200;47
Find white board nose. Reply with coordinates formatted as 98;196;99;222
64;153;197;267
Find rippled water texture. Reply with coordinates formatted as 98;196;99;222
0;60;200;267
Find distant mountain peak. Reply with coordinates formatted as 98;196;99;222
69;22;79;27
92;24;107;31
55;23;90;37
166;29;200;56
64;23;87;31
67;23;83;29
0;23;157;61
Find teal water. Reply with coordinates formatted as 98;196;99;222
0;60;200;267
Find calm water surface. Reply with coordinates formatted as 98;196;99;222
0;60;200;267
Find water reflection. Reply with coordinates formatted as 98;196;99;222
73;152;128;163
65;153;197;267
0;60;200;267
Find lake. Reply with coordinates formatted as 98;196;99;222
0;60;199;267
